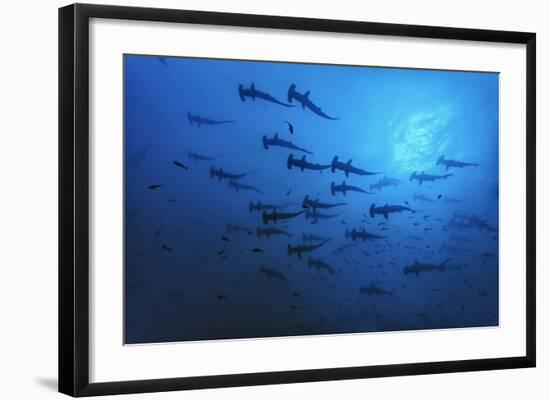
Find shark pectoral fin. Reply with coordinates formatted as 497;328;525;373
297;253;302;260
415;272;419;277
383;213;388;220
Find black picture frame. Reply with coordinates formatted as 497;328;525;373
59;3;536;397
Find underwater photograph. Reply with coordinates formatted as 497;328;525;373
124;54;499;345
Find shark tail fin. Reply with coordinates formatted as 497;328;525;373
262;135;269;150
410;171;417;181
238;84;245;101
331;156;338;173
187;112;193;124
369;204;376;218
256;227;261;237
444;174;454;179
287;84;296;103
209;166;215;178
287;244;292;256
262;211;268;225
330;182;335;196
249;201;254;213
437;155;444;165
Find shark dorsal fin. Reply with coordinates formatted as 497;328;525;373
304;90;310;98
274;132;278;139
301;155;306;161
251;82;255;90
347;159;353;166
343;181;346;186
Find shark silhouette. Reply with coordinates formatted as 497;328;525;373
239;83;293;107
287;84;339;120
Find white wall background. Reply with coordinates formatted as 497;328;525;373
0;0;547;399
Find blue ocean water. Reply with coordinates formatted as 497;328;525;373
124;54;499;344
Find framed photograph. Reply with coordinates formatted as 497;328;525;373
59;3;536;397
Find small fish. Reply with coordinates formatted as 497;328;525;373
284;121;294;134
161;245;173;252
217;294;227;300
405;201;410;207
221;236;230;241
252;248;264;253
154;228;162;237
437;194;442;199
286;188;293;196
173;160;189;170
148;184;163;190
217;248;225;255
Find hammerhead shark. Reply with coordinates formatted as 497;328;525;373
413;193;436;203
303;195;346;211
239;83;294;107
130;143;152;168
369;176;401;191
210;167;256;181
228;180;263;194
262;133;313;154
226;223;253;235
437;155;479;171
331;156;381;177
331;181;373;196
469;214;498;232
410;171;453;185
307;257;335;274
256;227;293;238
331;242;359;255
249;201;280;213
188;150;221;162
302;233;330;243
369;203;415;219
260;265;288;284
359;283;394;297
287;154;331;172
345;229;386;242
403;259;451;277
305;210;344;223
442;197;462;204
187;112;235;127
287;84;339;120
262;209;305;224
287;238;331;259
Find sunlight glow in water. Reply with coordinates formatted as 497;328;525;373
391;106;453;172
